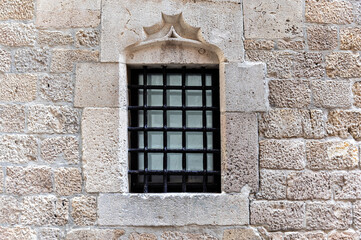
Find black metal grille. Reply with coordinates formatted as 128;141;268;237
128;66;221;193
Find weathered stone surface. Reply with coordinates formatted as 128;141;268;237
287;171;331;200
65;229;125;240
277;40;305;50
244;40;274;50
0;0;34;20
38;228;65;240
0;135;37;164
312;80;351;108
54;168;82;196
51;49;99;73
222;62;266;112
38;30;74;46
251;201;305;231
222;228;261;240
353;201;361;229
306;141;358;170
0;104;25;132
40;136;79;164
259;109;325;139
0;196;21;225
306;0;353;24
333;172;361;200
0;49;11;72
99;193;248;226
0;23;35;46
307;25;338;50
0;74;37;102
161;232;217;240
71;196;97;226
353;82;361;107
294;52;324;79
327;110;361;140
269;80;311;108
21;196;69;226
328;230;359;240
6;166;52;195
28;105;80;134
39;74;74;103
36;0;101;29
306;202;352;230
14;48;50;73
76;29;100;47
130;233;158;240
222;112;258;192
82;108;127;193
326;52;361;78
0;227;36;240
257;170;286;200
0;169;3;193
244;0;303;39
341;28;361;50
74;63;122;107
284;231;326;240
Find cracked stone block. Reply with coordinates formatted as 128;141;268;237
312;80;351;108
40;136;79;164
269;80;311;108
306;0;353;24
0;74;37;102
14;48;50;73
39;74;74;103
0;135;37;164
71;196;97;226
327;110;361;140
54;168;82;196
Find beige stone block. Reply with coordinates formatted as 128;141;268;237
36;0;101;29
244;40;274;50
327;110;361;140
39;74;74;103
312;80;351;108
306;202;352;230
328;230;359;240
353;201;361;229
222;112;259;192
51;49;99;73
38;30;74;46
251;201;305;231
0;227;36;240
222;228;261;240
307;26;338;50
0;135;37;164
130;233;158;240
294;52;325;79
82;108;127;193
0;23;35;47
306;0;353;24
353;81;361;108
0;196;21;225
0;169;3;193
277;40;305;50
0;74;37;102
0;0;34;20
76;29;100;47
0;49;11;72
40;136;79;164
0;104;25;133
269;80;311;108
306;141;358;170
54;168;82;196
287;171;332;200
333;172;361;200
326;52;361;78
27;105;80;134
71;196;97;226
257;170;286;200
14;48;50;73
341;28;361;50
38;228;64;240
284;232;326;240
74;63;122;108
65;229;125;240
6;166;52;195
161;232;217;240
21;196;69;226
244;0;303;39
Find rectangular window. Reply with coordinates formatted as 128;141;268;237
128;67;221;193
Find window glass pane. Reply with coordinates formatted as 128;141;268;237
167;153;182;170
206;90;212;107
138;74;144;85
167;74;182;86
186;74;202;86
148;110;163;127
138;110;144;127
167;111;182;127
147;74;162;85
167;132;182;149
147;89;163;106
206;74;212;86
138;132;144;148
148;132;163;149
207;153;213;171
206;111;213;128
186;153;203;170
186;90;202;106
138;89;143;106
186;132;203;149
167;90;182;106
148;153;163;170
186;111;202;128
138;153;144;170
207;132;213;149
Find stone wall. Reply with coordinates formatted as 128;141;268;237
1;0;361;239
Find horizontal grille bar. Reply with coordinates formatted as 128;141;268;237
129;170;220;175
128;127;219;131
129;85;217;90
128;106;218;110
129;148;220;153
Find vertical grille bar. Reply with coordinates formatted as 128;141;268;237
162;66;168;193
143;67;149;193
181;66;187;192
201;67;207;192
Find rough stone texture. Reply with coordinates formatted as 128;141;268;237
0;169;3;193
54;168;82;196
76;29;100;47
39;74;74;103
71;196;97;226
277;40;305;50
259;109;325;139
328;230;359;240
353;201;361;229
257;170;286;200
0;196;21;225
38;228;65;240
222;228;261;240
341;28;361;50
222;62;266;112
21;196;69;226
51;49;99;73
307;25;338;50
74;63;122;107
27;105;80;134
0;74;37;102
14;48;50;73
40;136;79;164
268;80;311;108
312;80;351;108
36;0;101;29
130;233;157;240
0;0;34;20
244;0;303;39
38;30;74;46
251;201;305;231
6;166;52;195
0;227;36;240
244;40;274;50
327;110;361;140
161;232;217;240
0;104;25;132
0;135;37;164
305;0;353;24
222;112;258;192
333;172;361;200
326;52;361;78
0;23;35;47
65;229;125;240
99;193;249;226
294;52;325;79
287;171;332;200
0;49;11;72
306;202;352;230
353;82;361;108
284;232;326;240
306;141;358;170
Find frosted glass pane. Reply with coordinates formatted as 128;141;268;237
148;132;163;149
207;132;213;149
148;153;163;170
138;153;144;170
167;111;182;127
207;154;213;171
167;74;182;86
206;111;213;128
167;90;182;106
206;74;212;86
186;111;202;128
138;111;144;127
147;74;162;85
186;132;203;149
186;153;203;170
147;90;163;106
186;74;201;86
167;132;182;149
206;90;212;107
138;74;144;85
167;153;182;170
138;90;143;105
148;110;163;127
186;90;202;106
138;132;144;148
